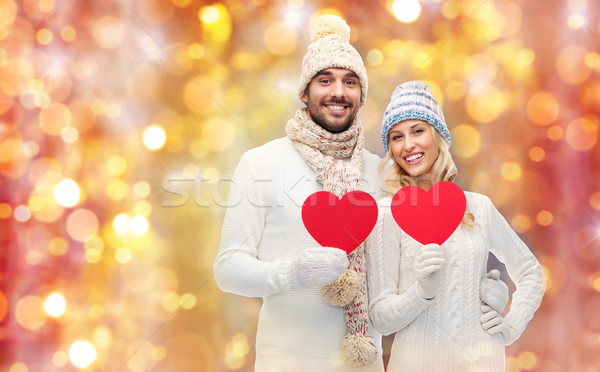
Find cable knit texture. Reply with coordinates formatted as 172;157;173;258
214;137;384;372
366;193;545;372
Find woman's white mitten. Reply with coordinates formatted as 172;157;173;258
414;243;445;299
480;269;509;313
480;304;518;344
288;247;349;290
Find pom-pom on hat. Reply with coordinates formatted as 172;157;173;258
381;81;451;153
298;14;368;106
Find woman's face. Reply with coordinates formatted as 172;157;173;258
389;119;439;179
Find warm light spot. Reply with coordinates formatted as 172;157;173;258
133;181;151;198
23;141;40;157
115;247;132;264
130;215;149;236
36;28;53;45
151;345;167;361
536;210;553;226
54;179;81;207
68;340;97;368
0;203;12;219
8;363;28;372
547;125;563;141
592;274;600;292
200;6;220;23
202;118;235;151
14;205;32;222
28;195;45;212
172;0;192;7
52;351;69;367
391;0;422;23
48;237;69;256
162;292;180;312
527;92;559;126
89;304;105;319
133;200;152;216
450;125;480;158
44;292;66;317
66;209;99;242
465;87;504;123
113;213;131;233
143;125;167;151
590;191;600;210
180;293;197;309
585;52;600;69
92;325;112;349
92;16;125;49
0;290;7;322
25;250;42;265
61;127;79;143
38;0;55;12
446;81;466;100
567;13;586;29
225;333;249;369
518;350;537;369
263;22;297;56
15;296;47;330
518;49;535;66
367;49;384;66
106;156;127;176
528;146;545;162
565;116;598;151
60;26;76;42
39;103;72;136
441;0;461;19
511;214;531;233
501;162;522;181
182;75;221;114
188;43;205;59
556;45;591;84
106;179;129;200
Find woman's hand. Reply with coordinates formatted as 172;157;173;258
414;243;445;299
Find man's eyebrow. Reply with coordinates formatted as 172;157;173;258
314;71;334;77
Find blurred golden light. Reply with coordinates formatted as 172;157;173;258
413;51;432;69
0;290;6;322
556;45;592;84
66;209;99;242
25;250;43;265
536;211;553;226
450;125;480;159
23;141;40;157
367;49;384;66
8;363;28;372
130;215;149;236
133;200;152;216
61;126;79;143
38;0;55;13
14;205;32;222
446;81;466;100
527;92;559;126
592;273;600;292
200;6;221;23
180;293;197;310
528;146;546;162
501;162;522;181
54;178;80;207
465;87;504;123
106;155;127;176
565;116;598;152
188;43;206;59
264;22;297;56
48;237;69;256
52;351;69;367
92;16;125;49
44;292;66;317
60;25;76;42
143;125;167;151
465;54;497;85
113;213;131;233
441;0;461;19
590;191;600;210
140;36;162;60
231;333;250;357
182;75;221;114
391;0;422;23
15;295;47;330
151;345;167;361
115;247;132;264
202;118;235;151
0;203;12;219
172;0;192;7
547;125;564;141
133;181;151;198
84;249;101;264
106;179;128;201
585;52;600;69
162;292;180;312
36;28;53;45
127;63;163;103
68;340;97;368
89;304;105;319
92;325;112;349
137;0;174;25
567;13;586;29
511;214;531;233
518;350;537;369
39;102;72;136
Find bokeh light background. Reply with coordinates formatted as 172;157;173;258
1;0;599;370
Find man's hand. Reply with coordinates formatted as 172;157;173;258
289;247;349;290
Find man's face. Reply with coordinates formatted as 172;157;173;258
301;68;361;133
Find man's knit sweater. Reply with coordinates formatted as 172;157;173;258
214;138;385;372
366;192;545;372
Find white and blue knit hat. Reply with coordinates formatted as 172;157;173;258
381;81;451;153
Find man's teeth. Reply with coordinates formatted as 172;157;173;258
405;153;423;162
328;105;345;111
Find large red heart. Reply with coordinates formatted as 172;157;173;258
302;190;378;255
390;181;466;245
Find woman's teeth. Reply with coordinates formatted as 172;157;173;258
405;153;423;162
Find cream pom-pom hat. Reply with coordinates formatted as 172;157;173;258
298;14;368;106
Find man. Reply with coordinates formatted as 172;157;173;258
214;14;385;372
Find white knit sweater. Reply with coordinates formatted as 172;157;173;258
366;192;545;372
214;137;385;372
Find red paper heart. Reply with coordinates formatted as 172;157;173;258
302;190;378;255
390;181;466;245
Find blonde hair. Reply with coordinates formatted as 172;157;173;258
379;129;475;228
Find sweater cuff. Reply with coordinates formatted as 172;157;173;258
277;257;295;292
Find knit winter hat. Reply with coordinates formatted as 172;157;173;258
381;81;451;153
298;14;368;106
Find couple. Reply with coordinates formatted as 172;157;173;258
214;15;545;372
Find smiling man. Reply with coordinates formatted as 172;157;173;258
214;14;385;372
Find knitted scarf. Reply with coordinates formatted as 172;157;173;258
286;107;378;367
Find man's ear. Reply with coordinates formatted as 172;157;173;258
301;90;308;104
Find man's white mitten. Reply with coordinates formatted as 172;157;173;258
414;243;445;299
480;269;509;313
288;247;349;290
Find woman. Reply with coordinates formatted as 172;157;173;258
366;81;545;371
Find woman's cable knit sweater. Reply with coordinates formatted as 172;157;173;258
214;138;385;372
366;192;545;372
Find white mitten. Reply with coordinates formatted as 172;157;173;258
480;305;518;344
480;269;509;313
288;247;349;290
414;243;445;299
